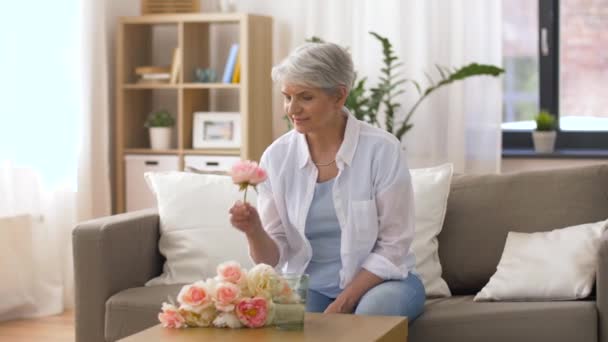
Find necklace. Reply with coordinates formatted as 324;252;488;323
313;159;336;167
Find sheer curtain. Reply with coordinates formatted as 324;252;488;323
0;0;111;321
211;0;503;173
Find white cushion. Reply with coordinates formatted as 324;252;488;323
144;172;254;286
410;163;453;297
474;219;608;301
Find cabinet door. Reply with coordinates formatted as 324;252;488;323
125;155;179;212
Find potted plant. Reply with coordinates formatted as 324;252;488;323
532;110;557;153
144;109;175;150
292;33;504;143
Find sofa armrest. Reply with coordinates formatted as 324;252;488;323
73;209;163;342
597;229;608;342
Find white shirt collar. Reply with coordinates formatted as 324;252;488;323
296;107;361;169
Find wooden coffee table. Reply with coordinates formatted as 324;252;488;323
118;313;408;341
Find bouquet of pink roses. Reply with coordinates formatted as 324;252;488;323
158;261;304;329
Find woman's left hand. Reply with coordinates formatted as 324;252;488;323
323;294;357;314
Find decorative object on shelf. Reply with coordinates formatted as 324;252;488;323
141;0;200;14
157;261;306;330
169;47;181;84
145;109;175;150
218;0;237;13
295;34;504;142
222;44;240;83
193;112;241;149
135;65;171;84
532;110;557;153
195;67;217;82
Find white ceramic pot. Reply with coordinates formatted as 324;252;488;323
149;127;172;150
532;131;556;153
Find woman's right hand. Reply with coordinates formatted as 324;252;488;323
229;201;263;236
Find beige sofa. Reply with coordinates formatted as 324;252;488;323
73;164;608;342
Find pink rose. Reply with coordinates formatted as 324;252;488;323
158;303;186;328
235;297;271;328
217;261;246;284
230;160;267;185
213;282;241;312
177;281;212;311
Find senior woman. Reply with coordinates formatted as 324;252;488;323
229;42;425;320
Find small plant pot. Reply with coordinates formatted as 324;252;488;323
149;127;172;150
532;131;556;153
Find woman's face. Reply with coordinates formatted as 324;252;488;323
281;83;345;134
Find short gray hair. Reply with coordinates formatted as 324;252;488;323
271;42;355;94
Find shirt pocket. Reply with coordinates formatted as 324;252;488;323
348;199;379;254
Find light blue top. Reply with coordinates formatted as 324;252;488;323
304;178;342;298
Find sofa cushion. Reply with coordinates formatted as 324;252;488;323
475;219;607;301
410;295;597;342
144;172;255;286
410;163;453;298
440;164;608;295
105;284;182;341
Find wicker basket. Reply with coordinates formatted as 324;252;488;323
141;0;200;14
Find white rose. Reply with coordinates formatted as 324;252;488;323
213;312;243;329
247;264;280;299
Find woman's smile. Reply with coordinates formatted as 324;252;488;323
292;116;310;124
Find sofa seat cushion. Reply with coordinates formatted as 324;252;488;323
410;295;597;342
105;284;183;341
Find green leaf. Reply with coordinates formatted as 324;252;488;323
447;63;505;81
283;115;293;130
144;109;175;128
535;110;556;131
306;36;325;43
435;64;446;79
424;72;435;86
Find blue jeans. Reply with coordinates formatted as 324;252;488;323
305;273;426;323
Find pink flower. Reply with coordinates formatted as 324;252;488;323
217;261;247;284
230;160;267;204
158;303;186;328
213;282;241;312
230;160;267;186
235;297;271;328
177;281;212;312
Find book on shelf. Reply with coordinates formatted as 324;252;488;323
135;65;171;75
222;43;239;83
141;73;171;80
170;47;181;84
231;52;241;83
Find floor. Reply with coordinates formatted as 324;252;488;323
0;310;74;342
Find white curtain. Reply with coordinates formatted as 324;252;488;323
208;0;503;173
0;0;111;321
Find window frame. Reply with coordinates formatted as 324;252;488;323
502;0;608;151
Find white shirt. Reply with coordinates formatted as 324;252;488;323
256;109;416;288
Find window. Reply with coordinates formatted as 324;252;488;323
502;0;608;150
0;1;82;187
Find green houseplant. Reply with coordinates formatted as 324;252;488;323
532;110;557;153
144;109;175;150
295;33;504;142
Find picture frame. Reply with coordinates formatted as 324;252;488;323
192;112;241;149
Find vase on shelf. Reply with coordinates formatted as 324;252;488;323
149;127;172;150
